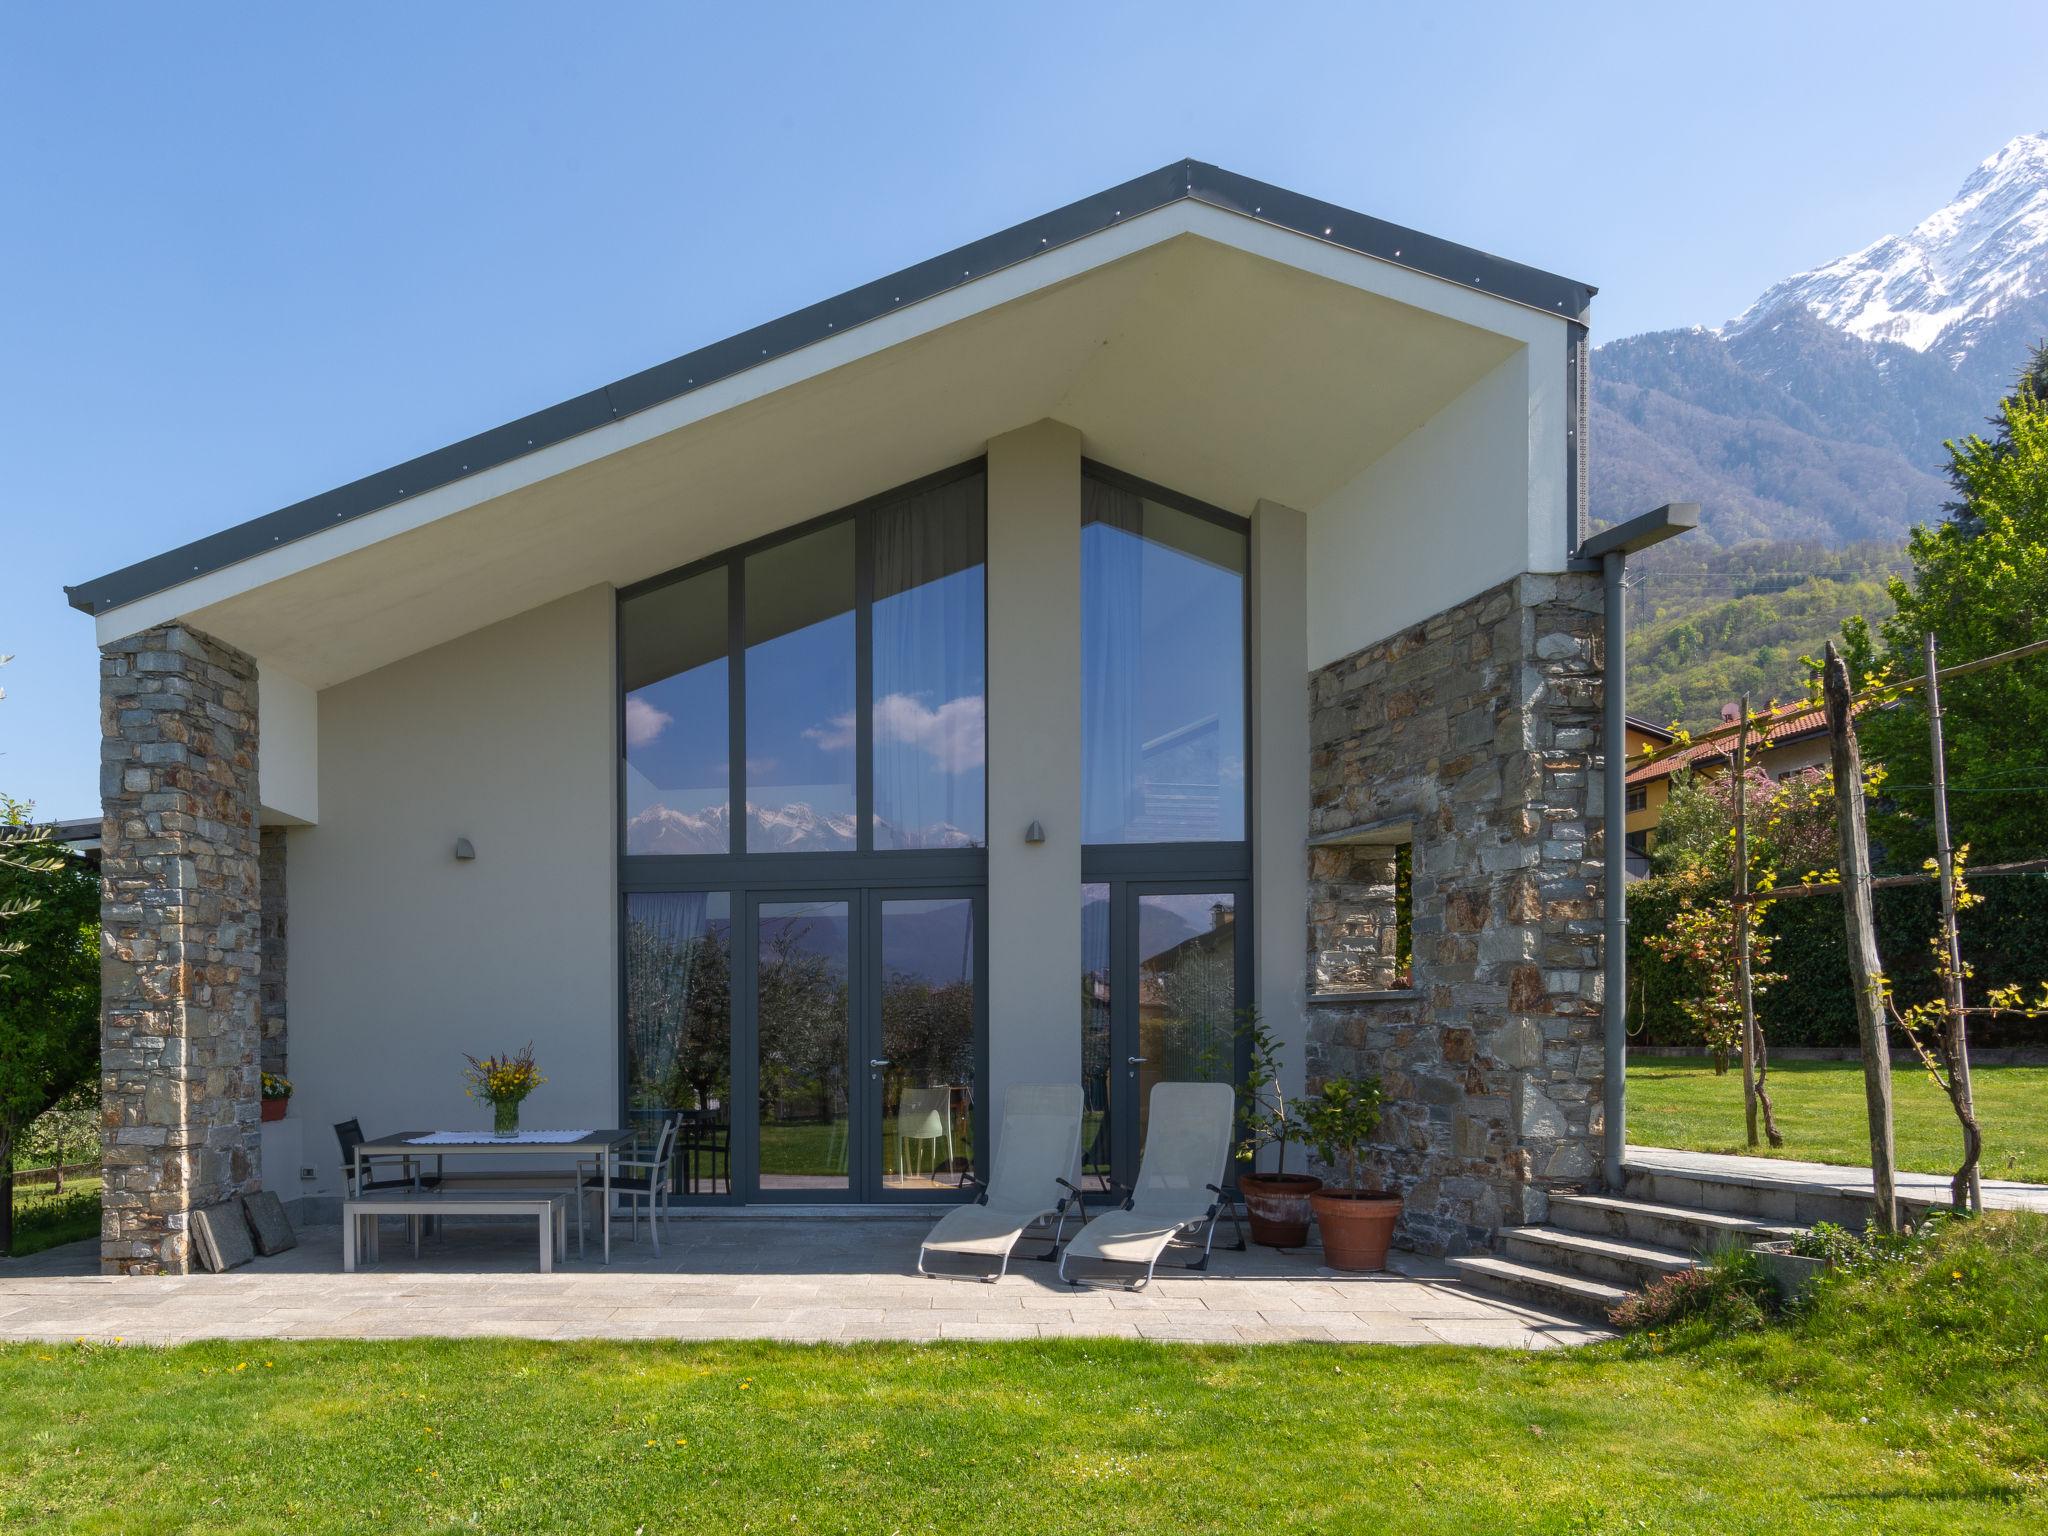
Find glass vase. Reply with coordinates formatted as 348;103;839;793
493;1098;520;1138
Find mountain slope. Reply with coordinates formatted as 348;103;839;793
1592;131;2048;543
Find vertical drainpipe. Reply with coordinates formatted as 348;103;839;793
1601;549;1628;1192
1574;502;1698;1194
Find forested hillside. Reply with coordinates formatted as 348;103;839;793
1623;539;1904;729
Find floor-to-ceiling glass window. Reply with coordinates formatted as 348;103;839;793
621;569;730;854
618;463;988;1203
1078;465;1251;1194
623;892;734;1192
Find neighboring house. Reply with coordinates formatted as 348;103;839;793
1625;701;1834;860
67;162;1634;1273
1621;717;1677;877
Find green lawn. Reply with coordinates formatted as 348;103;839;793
6;1178;101;1259
2;1215;2043;1534
1629;1057;2048;1184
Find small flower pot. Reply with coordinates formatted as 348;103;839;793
1237;1172;1324;1247
260;1097;289;1123
1311;1188;1403;1272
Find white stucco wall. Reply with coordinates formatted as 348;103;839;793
983;422;1084;1149
256;668;319;825
1306;331;1569;670
283;585;617;1198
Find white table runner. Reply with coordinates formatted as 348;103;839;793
403;1129;595;1145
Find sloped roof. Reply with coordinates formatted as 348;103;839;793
1627;708;1830;784
65;160;1593;621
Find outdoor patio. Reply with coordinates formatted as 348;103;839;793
0;1214;1608;1348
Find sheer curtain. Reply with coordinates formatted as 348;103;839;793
871;473;987;848
1081;476;1144;842
623;892;731;1127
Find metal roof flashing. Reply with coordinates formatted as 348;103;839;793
65;160;1595;621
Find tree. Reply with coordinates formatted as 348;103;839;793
0;798;100;1256
1842;356;2048;865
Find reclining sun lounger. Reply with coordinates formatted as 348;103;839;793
1058;1080;1245;1290
917;1083;1086;1282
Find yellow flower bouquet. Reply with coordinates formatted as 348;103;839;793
462;1044;546;1136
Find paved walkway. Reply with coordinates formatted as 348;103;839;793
0;1215;1607;1349
1627;1145;2048;1212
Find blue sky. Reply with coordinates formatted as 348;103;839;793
5;3;2046;819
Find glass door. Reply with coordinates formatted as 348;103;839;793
752;896;855;1195
745;888;983;1201
1084;882;1247;1194
871;894;982;1197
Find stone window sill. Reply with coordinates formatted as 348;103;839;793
1307;988;1422;1004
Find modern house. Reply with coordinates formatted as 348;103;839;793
70;162;1645;1274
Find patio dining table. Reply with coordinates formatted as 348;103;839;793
351;1128;637;1263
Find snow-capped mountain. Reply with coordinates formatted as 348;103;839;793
1592;131;2048;545
1725;132;2048;360
628;801;978;854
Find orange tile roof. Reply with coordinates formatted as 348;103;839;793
1626;708;1830;784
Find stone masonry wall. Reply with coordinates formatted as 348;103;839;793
258;827;287;1076
99;623;262;1275
1308;843;1403;993
1305;572;1605;1254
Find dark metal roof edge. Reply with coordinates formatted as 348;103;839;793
66;160;1595;620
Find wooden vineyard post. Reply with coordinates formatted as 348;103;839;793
1823;642;1897;1233
1924;632;1983;1213
1735;694;1758;1148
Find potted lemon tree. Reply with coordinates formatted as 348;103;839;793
1228;1009;1322;1247
1299;1076;1403;1270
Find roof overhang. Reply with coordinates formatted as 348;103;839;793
70;162;1592;689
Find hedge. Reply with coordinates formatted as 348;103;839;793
1627;872;2048;1050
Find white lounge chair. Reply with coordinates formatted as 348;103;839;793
917;1083;1086;1282
1058;1080;1245;1290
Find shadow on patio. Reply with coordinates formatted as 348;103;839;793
1;1214;1610;1348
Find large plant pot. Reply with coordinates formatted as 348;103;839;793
1311;1189;1403;1271
1237;1172;1324;1247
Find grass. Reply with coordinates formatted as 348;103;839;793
1628;1057;2048;1184
6;1178;101;1259
1;1217;2043;1534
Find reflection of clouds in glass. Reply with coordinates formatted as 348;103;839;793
745;756;779;778
625;695;673;748
803;692;986;773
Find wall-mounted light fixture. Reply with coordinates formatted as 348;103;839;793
453;837;477;861
1024;820;1046;845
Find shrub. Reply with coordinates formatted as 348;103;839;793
1608;1244;1775;1334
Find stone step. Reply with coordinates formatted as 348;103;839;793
1500;1225;1696;1289
1623;1165;1881;1228
1444;1253;1630;1323
1548;1193;1800;1254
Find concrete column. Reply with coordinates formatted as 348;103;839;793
1250;500;1311;1131
99;623;262;1274
984;421;1083;1140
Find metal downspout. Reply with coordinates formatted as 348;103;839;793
1602;549;1628;1192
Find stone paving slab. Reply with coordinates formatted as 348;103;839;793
1627;1145;2048;1212
0;1218;1609;1348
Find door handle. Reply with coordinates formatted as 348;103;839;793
1126;1056;1148;1067
869;1058;892;1069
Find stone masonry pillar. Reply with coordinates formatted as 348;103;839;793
99;623;262;1275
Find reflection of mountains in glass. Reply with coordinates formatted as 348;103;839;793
629;800;979;853
757;902;974;985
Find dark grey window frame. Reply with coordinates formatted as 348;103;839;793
618;456;989;864
617;460;990;1197
1078;464;1254;1193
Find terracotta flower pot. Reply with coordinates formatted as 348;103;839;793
1311;1188;1403;1271
1237;1172;1325;1247
260;1097;288;1123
